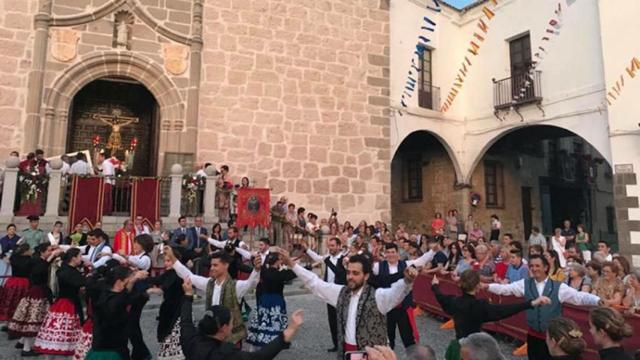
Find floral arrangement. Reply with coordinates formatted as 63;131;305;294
18;168;49;204
182;173;206;205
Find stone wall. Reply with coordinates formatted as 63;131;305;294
197;0;391;223
0;0;37;156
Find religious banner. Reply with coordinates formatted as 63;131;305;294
236;188;271;229
130;178;161;227
68;176;105;232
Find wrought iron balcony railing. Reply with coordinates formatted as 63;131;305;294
493;71;542;110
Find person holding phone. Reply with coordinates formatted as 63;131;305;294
279;248;419;359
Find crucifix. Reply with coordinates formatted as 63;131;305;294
91;108;139;151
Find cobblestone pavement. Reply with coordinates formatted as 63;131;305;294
0;293;522;360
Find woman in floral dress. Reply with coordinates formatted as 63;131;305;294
215;165;233;222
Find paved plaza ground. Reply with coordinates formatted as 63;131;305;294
0;292;522;360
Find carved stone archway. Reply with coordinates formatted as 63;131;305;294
42;51;185;174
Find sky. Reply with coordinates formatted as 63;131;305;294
443;0;477;9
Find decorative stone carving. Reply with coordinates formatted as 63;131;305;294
171;163;183;175
113;10;134;50
163;43;189;75
49;28;79;62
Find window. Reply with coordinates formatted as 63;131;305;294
403;155;422;202
606;206;616;234
418;49;434;109
484;161;504;208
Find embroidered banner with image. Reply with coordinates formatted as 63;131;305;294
236;188;271;229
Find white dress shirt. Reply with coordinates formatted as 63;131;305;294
134;225;151;235
101;159;115;184
112;252;151;271
488;277;601;306
173;259;259;304
306;249;343;283
291;263;411;345
372;250;435;276
70;160;92;175
207;238;247;251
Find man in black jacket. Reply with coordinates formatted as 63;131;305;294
180;278;304;360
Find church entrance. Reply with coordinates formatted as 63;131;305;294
66;77;160;177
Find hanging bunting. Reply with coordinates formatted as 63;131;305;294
397;0;441;116
597;57;640;113
440;1;502;113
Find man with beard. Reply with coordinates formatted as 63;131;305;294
279;249;419;359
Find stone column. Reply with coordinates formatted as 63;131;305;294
169;164;183;218
45;158;63;217
181;0;203;152
203;165;217;220
0;156;20;219
23;0;53;152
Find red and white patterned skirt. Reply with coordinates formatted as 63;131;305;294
0;277;29;321
34;298;81;355
73;318;93;360
8;285;49;337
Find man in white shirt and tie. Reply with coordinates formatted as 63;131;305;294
280;248;419;359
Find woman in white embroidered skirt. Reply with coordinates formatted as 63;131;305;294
34;248;85;356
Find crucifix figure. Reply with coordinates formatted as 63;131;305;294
92;108;139;151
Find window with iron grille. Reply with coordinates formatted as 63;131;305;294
484;160;504;208
403;155;422;202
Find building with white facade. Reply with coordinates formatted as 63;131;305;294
390;0;640;264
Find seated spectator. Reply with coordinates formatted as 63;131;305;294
623;269;640;312
489;241;501;262
474;244;495;283
493;246;510;281
585;260;602;293
550;228;567;268
545;249;566;282
446;242;462;272
528;244;544;257
454;244;477;277
613;255;632;284
505;249;528;283
545;318;586;360
459;332;506;360
565;245;583;265
423;236;448;274
596;241;613;262
589;307;634;360
592;261;625;307
528;226;547;251
566;263;591;292
468;222;483;243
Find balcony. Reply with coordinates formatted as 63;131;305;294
493;71;542;110
418;84;441;111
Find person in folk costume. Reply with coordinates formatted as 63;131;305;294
73;259;122;360
431;270;551;360
164;246;262;348
179;278;305;359
112;234;155;360
9;242;62;357
246;252;297;350
279;249;421;359
78;228;114;270
34;247;86;357
301;236;348;352
483;254;603;360
85;265;149;360
146;248;185;360
369;242;436;350
545;318;587;360
0;244;32;329
205;226;252;279
114;219;136;256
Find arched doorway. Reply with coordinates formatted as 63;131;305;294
391;131;461;230
66;77;160;176
468;125;616;246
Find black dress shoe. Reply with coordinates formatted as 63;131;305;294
21;350;40;357
327;347;338;352
15;342;23;349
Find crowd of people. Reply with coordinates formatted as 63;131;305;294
0;185;639;360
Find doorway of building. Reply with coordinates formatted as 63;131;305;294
66;77;160;177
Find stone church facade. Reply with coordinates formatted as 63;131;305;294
0;0;392;222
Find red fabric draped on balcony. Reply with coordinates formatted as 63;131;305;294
236;188;270;229
412;273;640;360
68;176;104;231
130;178;161;226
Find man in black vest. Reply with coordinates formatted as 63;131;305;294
303;237;347;352
372;242;435;349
